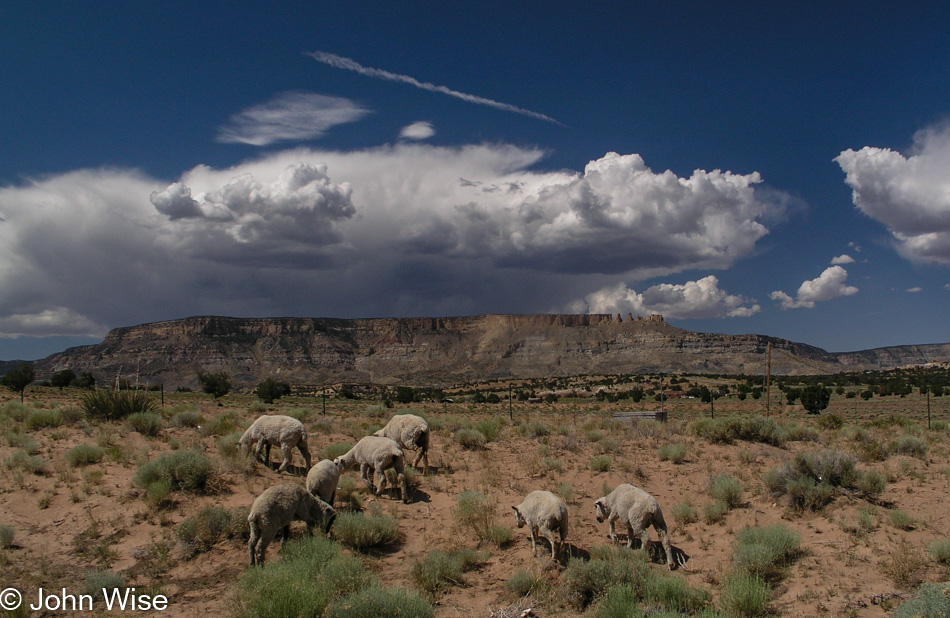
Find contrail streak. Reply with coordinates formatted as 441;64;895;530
309;51;562;125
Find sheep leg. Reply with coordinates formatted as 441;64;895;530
626;523;638;550
248;529;260;566
279;443;293;473
298;441;311;470
607;516;619;544
373;464;387;496
263;442;272;467
254;440;265;463
528;527;538;555
359;463;372;488
539;527;558;560
656;526;675;569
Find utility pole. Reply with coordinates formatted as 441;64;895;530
509;384;513;421
765;343;772;417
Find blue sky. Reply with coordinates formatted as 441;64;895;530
2;2;950;360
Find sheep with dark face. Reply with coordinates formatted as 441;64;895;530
334;436;409;503
374;414;430;474
595;483;674;569
512;490;568;560
248;483;336;566
239;415;311;473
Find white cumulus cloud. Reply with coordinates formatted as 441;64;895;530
216;92;372;146
831;254;854;265
400;121;435;140
836;123;950;263
770;265;859;309
0;145;783;337
572;276;760;319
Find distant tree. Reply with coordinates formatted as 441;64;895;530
255;378;291;404
395;386;415;405
486;393;501;404
785;388;802;405
2;363;35;402
196;371;231;399
50;369;77;390
860;390;874;401
800;385;832;414
74;372;96;389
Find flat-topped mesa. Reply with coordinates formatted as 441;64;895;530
32;313;950;390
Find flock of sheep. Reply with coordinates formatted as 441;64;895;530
239;412;676;570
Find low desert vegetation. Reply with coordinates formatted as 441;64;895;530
3;367;950;617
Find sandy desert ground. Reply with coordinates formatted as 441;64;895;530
1;379;949;617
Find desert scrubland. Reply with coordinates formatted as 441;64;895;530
2;374;950;617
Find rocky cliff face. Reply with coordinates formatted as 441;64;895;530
32;314;950;389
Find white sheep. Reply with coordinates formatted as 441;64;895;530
239;415;311;473
373;414;430;474
334;436;409;503
594;483;674;569
247;483;336;566
305;458;343;505
511;490;569;560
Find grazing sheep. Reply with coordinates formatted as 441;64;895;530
594;483;674;569
334;436;409;503
247;483;336;566
374;414;430;474
512;490;568;560
305;458;343;505
239;415;311;473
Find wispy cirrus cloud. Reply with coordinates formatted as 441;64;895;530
216;91;372;146
309;51;561;125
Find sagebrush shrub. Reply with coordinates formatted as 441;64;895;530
475;417;504;442
0;525;14;549
132;449;214;494
506;569;548;598
127;412;163;436
590;455;612;472
411;547;481;598
720;572;771;617
66;444;105;467
24;408;62;430
658;443;687;464
170;410;202;427
333;508;401;551
708;473;744;509
176;505;248;557
560;547;650;610
733;524;801;582
455;428;486;449
893;583;950;618
927;538;950;563
324;586;433;618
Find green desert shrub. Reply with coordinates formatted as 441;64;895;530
411;547;482;598
691;416;785;446
24;408;62;430
927;538;950;563
324;586;433;618
560;546;650;610
234;535;397;618
66;444;105;467
890;435;928;459
82;569;126;601
127;412;163;436
658;443;687;464
708;473;744;509
672;501;698;525
475;417;504;442
764;449;876;511
733;524;801;581
1;401;32;422
506;569;549;598
81;389;158;421
719;572;771;617
170;410;202;428
892;583;950;618
702;500;729;524
453;490;501;545
320;442;353;461
590;455;612;472
816;413;845;430
132;449;214;494
332;508;401;551
4;449;47;475
0;525;14;549
176;505;248;557
595;585;645;618
216;431;244;459
5;431;38;454
455;427;486;449
888;509;914;531
643;573;712;614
